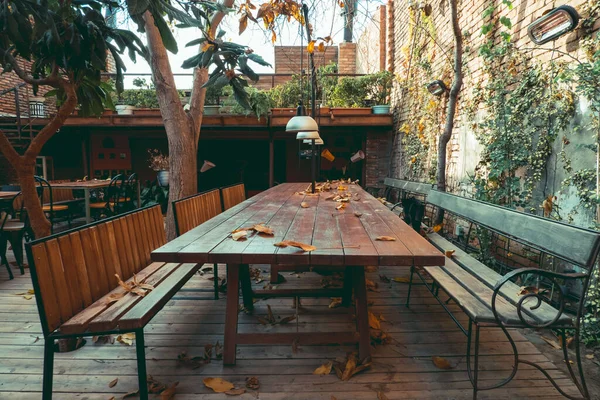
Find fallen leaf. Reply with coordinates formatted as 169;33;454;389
225;388;246;396
274;240;316;252
445;250;455;257
376;236;396;241
336;203;346;210
329;298;342;308
115;274;153;297
541;336;562;350
246;376;260;390
365;278;378;291
566;336;575;348
586;354;595;359
432;356;454;369
341;353;358;381
378;391;390;400
122;390;139;399
116;333;135;346
354;212;362;217
232;230;248;241
160;382;179;400
23;295;33;300
109;397;116;400
253;224;274;235
147;376;167;394
109;378;118;388
203;377;235;393
392;277;410;283
432;224;442;232
301;202;309;208
365;266;378;273
517;286;547;296
368;311;381;329
313;361;333;375
379;274;390;283
106;292;126;304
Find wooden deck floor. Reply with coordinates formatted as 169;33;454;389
0;260;581;399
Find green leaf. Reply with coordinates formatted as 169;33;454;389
500;16;512;29
482;5;495;18
127;0;150;15
481;24;493;35
217;29;226;39
181;53;203;69
247;53;272;67
152;12;178;53
186;38;207;47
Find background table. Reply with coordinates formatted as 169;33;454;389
152;182;445;364
0;191;19;199
50;180;141;223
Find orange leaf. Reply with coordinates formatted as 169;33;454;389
232;230;248;241
274;240;316;252
368;311;381;329
108;378;118;388
204;377;235;393
253;224;274;235
432;356;454;369
239;15;248;35
307;40;315;54
376;236;396;241
317;42;325;52
313;361;333;375
160;382;179;400
301;202;309;208
432;224;442;232
445;250;455;257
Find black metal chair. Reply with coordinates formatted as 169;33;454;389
35;176;72;234
1;192;27;278
90;174;125;219
123;173;139;211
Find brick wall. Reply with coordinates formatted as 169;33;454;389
338;42;357;74
388;0;595;190
365;130;392;189
356;6;387;73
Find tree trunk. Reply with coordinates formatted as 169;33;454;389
434;0;463;225
17;161;51;238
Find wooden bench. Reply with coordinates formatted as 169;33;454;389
173;189;223;299
221;183;246;211
407;190;600;399
26;205;200;400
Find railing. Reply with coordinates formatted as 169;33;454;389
0;82;35;147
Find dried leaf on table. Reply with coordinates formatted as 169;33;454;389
108;378;118;388
445;250;455;257
254;224;274;235
336;203;346;210
301;202;310;208
116;333;135;346
232;226;254;234
337;185;347;191
246;376;260;390
354;212;362;217
232;230;248;241
432;356;454;370
392;277;411;283
376;236;396;241
313;361;333;375
203;377;235;393
329;298;342;309
368;311;381;329
379;274;390;283
160;382;179;400
274;240;316;252
225;388;246;396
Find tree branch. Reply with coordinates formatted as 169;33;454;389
188;0;235;132
0;132;22;166
1;49;61;87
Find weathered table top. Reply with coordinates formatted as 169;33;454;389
49;180;112;189
0;191;19;199
152;182;445;267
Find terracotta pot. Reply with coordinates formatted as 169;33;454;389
270;108;296;116
330;107;372;116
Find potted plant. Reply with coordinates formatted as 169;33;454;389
368;71;393;114
148;149;169;187
204;85;224;116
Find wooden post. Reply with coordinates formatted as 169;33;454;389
269;130;274;187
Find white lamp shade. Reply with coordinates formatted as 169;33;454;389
286;116;319;133
296;131;321;140
303;138;324;145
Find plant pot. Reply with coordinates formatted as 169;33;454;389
204;105;221;116
372;105;391;114
157;170;169;187
330;107;372;116
116;105;135;115
270;108;296;116
132;108;162;116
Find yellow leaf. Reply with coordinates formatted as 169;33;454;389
232;230;248;241
23;295;33;300
392;277;410;283
253;224;274;235
301;202;309;208
432;224;442;233
116;333;135;346
376;236;396;241
341;354;357;381
274;240;316;252
313;361;333;375
317;42;325;52
271;31;277;43
445;250;455;257
329;298;342;308
108;378;118;388
368;311;381;329
307;40;315;54
203;377;235;393
432;356;454;369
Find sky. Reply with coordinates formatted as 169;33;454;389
117;0;386;89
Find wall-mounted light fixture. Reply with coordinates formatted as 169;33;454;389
527;5;579;45
426;80;448;96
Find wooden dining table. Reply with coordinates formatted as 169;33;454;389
0;191;19;200
152;182;445;365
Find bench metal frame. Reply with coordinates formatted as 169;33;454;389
407;190;600;400
26;205;163;400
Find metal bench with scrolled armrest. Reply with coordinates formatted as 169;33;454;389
407;190;600;399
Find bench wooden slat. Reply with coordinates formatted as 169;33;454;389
123;213;143;274
87;262;180;332
44;239;76;322
423;266;495;323
427;190;600;268
173;189;222;236
427;233;572;325
55;235;86;314
151;205;167;246
29;243;62;333
118;263;200;330
77;229;105;301
59;262;166;335
222;183;246;211
64;232;93;307
97;222;122;285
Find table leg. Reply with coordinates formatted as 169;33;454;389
137;181;141;208
84;189;91;224
342;266;353;307
239;264;254;312
353;266;370;361
224;264;240;365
